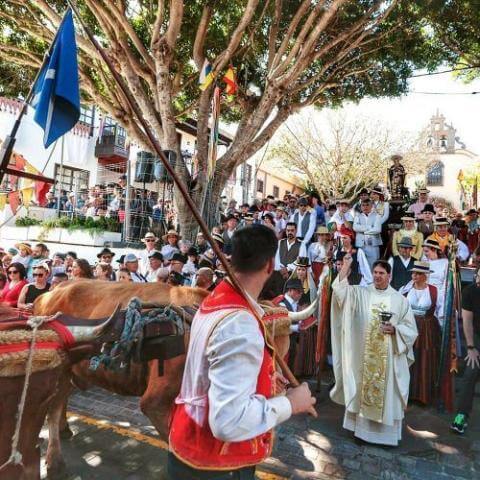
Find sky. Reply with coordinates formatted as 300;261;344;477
282;69;480;155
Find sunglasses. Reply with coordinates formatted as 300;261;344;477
145;239;155;242
7;270;18;275
33;273;45;278
101;255;113;259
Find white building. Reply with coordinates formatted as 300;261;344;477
407;111;480;210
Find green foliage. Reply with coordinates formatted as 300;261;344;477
15;215;120;237
14;216;41;227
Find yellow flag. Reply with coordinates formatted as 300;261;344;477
21;187;35;207
0;193;6;212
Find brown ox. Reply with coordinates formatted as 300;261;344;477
34;280;313;477
0;305;81;480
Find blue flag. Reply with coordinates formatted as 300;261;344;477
31;9;80;148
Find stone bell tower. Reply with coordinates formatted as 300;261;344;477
426;110;457;154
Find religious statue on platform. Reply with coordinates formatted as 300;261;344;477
388;154;406;202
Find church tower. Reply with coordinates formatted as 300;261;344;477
426;110;457;154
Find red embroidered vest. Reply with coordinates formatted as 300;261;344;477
169;280;275;470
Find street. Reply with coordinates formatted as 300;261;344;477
39;379;479;480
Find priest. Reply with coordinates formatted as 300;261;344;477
330;257;417;446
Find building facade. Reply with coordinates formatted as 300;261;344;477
407;111;480;210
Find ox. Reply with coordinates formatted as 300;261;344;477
0;304;97;480
34;279;317;477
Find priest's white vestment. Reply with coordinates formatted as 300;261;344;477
330;277;418;445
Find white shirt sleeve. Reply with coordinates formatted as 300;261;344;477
380;202;390;224
357;248;373;284
353;214;367;233
303;209;317;244
274;244;282;271
206;313;292;442
456;240;469;262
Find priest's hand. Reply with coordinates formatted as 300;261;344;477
380;322;396;335
286;382;317;417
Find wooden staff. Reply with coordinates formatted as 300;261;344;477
67;1;315;411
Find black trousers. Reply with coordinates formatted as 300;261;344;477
167;452;256;480
457;333;480;416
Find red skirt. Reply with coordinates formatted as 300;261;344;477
291;326;317;378
311;262;324;284
409;313;441;405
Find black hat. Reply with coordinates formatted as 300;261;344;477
226;214;238;222
248;205;259;213
371;185;383;195
298;197;308;206
467;209;477;216
148;251;164;261
187;246;199;257
401;212;416;222
116;254;126;264
293;256;311;268
97;247;115;259
171;253;187;264
359;188;370;195
421;204;435;214
168;271;185;286
285;278;304;291
335;251;347;261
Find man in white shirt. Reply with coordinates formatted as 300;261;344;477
168;225;316;479
370;186;390;225
146;251;168;282
138;232;159;276
290;197;317;245
353;199;383;269
275;222;307;277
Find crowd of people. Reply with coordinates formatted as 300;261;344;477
1;186;479;439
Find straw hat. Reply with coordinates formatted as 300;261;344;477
409;261;433;274
162;229;181;242
401;213;416;222
416;188;430;194
14;242;32;254
422;239;441;250
211;232;225;244
315;226;330;235
370;185;383;195
142;232;159;243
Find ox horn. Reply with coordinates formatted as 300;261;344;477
287;267;329;323
68;304;122;343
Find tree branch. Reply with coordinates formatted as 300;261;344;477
193;4;212;70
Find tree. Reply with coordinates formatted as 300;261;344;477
269;112;430;201
0;0;461;236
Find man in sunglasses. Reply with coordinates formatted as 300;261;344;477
17;264;51;313
139;232;159;275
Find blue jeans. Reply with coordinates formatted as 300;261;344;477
167;452;256;479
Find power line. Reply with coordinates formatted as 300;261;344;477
409;65;480;78
410;90;480;95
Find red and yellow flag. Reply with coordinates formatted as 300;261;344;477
223;66;238;97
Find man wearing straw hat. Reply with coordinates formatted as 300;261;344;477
138;232;159;275
169;225;316;479
391;212;424;260
427;217;469;261
330;257;417;446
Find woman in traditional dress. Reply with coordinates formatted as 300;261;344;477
0;262;28;307
308;226;333;283
400;261;440;406
422;239;448;325
392;213;424;259
287;257;317;377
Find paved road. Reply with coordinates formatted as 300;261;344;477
39;377;480;480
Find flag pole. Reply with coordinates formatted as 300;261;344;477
0;13;69;185
68;1;309;399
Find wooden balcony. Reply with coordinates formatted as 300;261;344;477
95;125;129;167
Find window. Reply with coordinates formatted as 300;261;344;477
273;185;280;198
256;179;264;194
54;165;90;193
426;161;444;187
79;105;95;125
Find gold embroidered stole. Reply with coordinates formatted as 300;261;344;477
359;292;390;423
